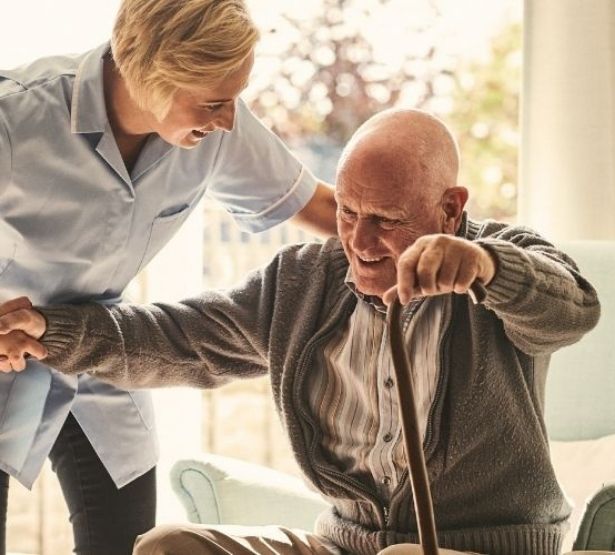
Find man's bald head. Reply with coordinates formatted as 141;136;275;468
337;109;460;205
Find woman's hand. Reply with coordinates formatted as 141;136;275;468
0;296;48;372
0;331;48;372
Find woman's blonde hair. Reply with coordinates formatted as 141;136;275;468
111;0;259;119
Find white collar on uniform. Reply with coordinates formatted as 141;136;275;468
70;42;111;136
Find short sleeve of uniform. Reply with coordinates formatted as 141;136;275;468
206;99;317;232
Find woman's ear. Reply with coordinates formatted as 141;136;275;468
440;186;469;234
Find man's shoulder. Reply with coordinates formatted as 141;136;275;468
276;238;346;265
466;216;548;243
271;238;348;285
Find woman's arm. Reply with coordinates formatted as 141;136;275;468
289;182;337;238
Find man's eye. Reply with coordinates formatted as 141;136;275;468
377;218;399;229
340;207;357;219
202;104;223;112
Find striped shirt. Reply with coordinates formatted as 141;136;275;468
307;276;443;501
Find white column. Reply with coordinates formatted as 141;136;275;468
140;202;204;523
520;0;615;240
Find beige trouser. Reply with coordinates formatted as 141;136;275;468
133;523;344;555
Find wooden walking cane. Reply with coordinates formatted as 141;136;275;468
378;284;487;555
379;285;614;555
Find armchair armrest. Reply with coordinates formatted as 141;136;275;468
573;483;615;550
170;454;330;531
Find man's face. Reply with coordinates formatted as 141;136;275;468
146;52;254;148
336;155;444;298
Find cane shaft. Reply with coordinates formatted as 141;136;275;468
387;298;439;555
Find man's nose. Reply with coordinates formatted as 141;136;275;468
351;218;379;251
216;101;236;132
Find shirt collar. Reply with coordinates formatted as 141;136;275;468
344;268;389;314
71;42;112;135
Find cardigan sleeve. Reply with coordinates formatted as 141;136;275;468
475;223;600;355
38;256;287;390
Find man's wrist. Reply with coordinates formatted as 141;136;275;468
479;246;498;286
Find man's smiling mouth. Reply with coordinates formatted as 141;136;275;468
357;255;385;265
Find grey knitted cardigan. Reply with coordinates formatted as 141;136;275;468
40;217;600;555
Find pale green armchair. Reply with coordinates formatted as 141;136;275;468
545;241;615;551
170;453;329;530
170;240;615;550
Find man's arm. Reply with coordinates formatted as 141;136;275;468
384;226;600;355
474;227;600;355
0;257;288;388
289;182;337;238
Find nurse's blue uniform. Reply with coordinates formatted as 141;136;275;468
0;42;317;489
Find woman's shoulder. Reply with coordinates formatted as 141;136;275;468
0;51;86;99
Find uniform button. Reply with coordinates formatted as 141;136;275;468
382;476;391;485
383;433;393;442
384;378;394;388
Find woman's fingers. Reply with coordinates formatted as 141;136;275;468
0;331;48;373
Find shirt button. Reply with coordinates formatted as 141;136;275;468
383;433;393;443
384;378;394;388
382;476;392;485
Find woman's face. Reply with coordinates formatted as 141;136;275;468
147;52;254;148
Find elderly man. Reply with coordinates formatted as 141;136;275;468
0;109;600;555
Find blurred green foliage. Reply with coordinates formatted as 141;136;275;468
246;1;521;221
448;23;521;220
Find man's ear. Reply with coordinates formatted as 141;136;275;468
440;186;469;234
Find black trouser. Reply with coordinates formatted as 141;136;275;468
0;413;156;555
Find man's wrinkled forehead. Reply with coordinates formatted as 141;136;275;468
334;162;425;220
336;139;425;195
335;185;411;219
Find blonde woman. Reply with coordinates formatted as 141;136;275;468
0;1;336;553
